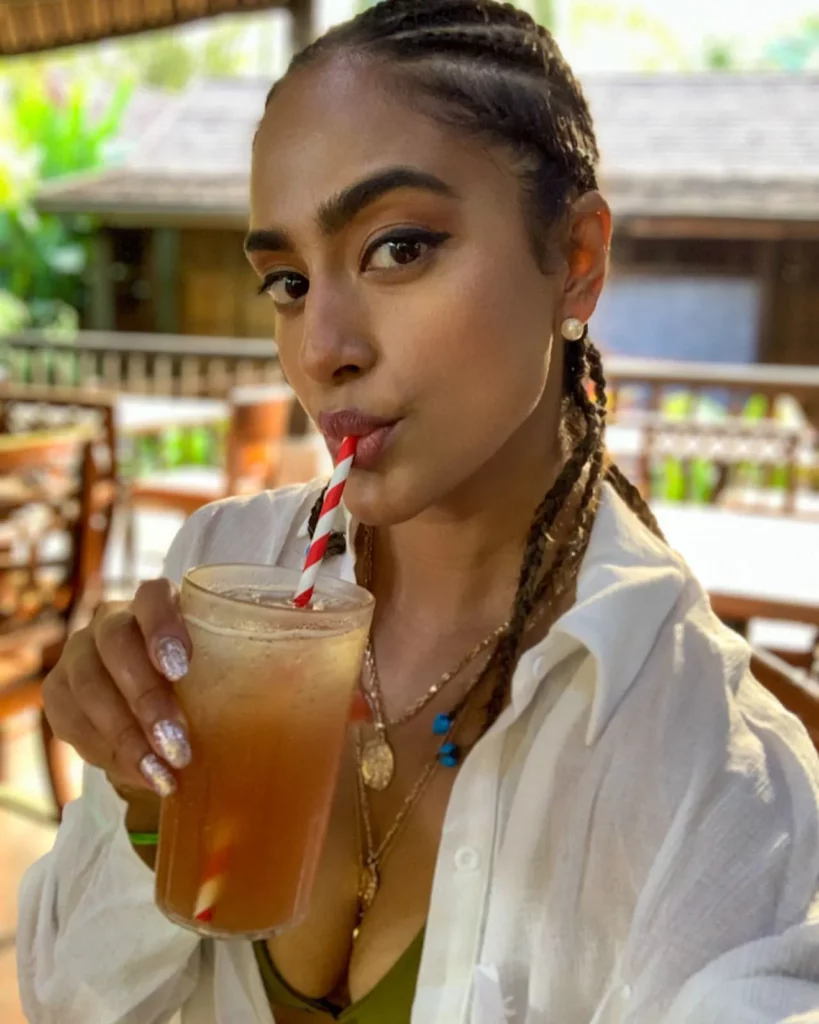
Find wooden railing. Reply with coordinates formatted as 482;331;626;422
1;330;279;398
3;330;819;426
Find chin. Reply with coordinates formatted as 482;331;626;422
342;464;435;528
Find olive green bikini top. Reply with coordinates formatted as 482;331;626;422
253;931;424;1022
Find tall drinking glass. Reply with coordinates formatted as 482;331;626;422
155;564;374;938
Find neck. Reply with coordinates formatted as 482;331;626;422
369;400;565;636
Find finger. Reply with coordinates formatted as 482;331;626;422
66;641;176;796
94;610;191;770
42;667;113;769
131;578;191;683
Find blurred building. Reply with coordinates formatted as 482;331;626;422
35;73;819;365
589;74;819;367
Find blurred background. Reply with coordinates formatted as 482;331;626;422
1;2;817;1020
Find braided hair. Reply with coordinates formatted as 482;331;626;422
274;0;663;733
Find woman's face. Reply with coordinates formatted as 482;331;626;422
248;56;583;526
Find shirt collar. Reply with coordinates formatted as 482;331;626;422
533;483;691;745
298;482;691;747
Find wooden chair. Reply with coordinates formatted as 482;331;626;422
750;648;819;752
711;591;819;681
0;427;116;819
0;384;120;560
637;416;817;516
123;383;294;581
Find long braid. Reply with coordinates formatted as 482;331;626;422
481;329;606;732
605;462;666;541
584;346;667;541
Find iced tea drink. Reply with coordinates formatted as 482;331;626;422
155;564;373;938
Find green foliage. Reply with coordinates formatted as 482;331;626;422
531;0;556;30
703;39;736;71
567;2;688;71
117;22;247;91
764;16;819;71
8;71;132;178
0;65;131;336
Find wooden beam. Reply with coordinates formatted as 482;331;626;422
619;217;819;242
289;0;315;51
87;229;115;331
0;0;303;56
152;228;180;334
755;240;780;364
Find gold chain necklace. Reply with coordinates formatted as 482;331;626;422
353;673;483;926
358;623;505;790
351;469;601;933
357;525;510;790
356;525;549;791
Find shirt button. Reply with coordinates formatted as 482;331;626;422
454;846;481;872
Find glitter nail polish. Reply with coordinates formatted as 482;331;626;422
139;753;176;797
155;637;189;682
152;719;192;769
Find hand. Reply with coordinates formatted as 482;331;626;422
42;579;193;798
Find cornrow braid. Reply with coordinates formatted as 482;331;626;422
480;329;606;732
270;0;598;269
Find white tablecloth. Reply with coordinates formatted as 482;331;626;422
653;502;818;607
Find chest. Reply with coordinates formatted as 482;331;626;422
264;706;468;1015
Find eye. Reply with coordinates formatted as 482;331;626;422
363;229;451;272
257;271;309;308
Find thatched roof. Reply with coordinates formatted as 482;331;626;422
35;73;819;226
0;0;308;56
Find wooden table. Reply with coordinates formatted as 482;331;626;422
0;382;227;440
652;502;819;624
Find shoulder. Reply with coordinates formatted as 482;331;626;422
621;581;819;897
161;481;325;584
641;578;817;775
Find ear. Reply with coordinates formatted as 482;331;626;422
561;191;612;324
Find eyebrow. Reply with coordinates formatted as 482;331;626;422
244;166;458;254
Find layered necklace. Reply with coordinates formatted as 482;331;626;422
353;525;551;926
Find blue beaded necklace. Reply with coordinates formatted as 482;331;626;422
358;525;510;790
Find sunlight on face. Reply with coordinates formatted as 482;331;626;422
247;56;564;526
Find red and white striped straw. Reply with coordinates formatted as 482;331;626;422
293;436;357;608
193;825;233;925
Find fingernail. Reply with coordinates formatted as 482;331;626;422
139;753;176;797
152;719;191;769
155;637;189;682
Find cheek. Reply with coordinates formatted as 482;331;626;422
272;325;310;404
390;249;554;428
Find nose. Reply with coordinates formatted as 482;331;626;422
299;281;377;387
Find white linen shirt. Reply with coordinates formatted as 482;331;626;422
17;481;819;1024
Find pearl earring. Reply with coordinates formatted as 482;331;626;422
560;317;585;341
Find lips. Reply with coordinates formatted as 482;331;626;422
317;409;400;470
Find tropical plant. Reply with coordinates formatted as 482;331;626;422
0;64;132;337
115;21;248;90
566;1;688;71
703;39;737;71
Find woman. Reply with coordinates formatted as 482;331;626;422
17;2;819;1022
